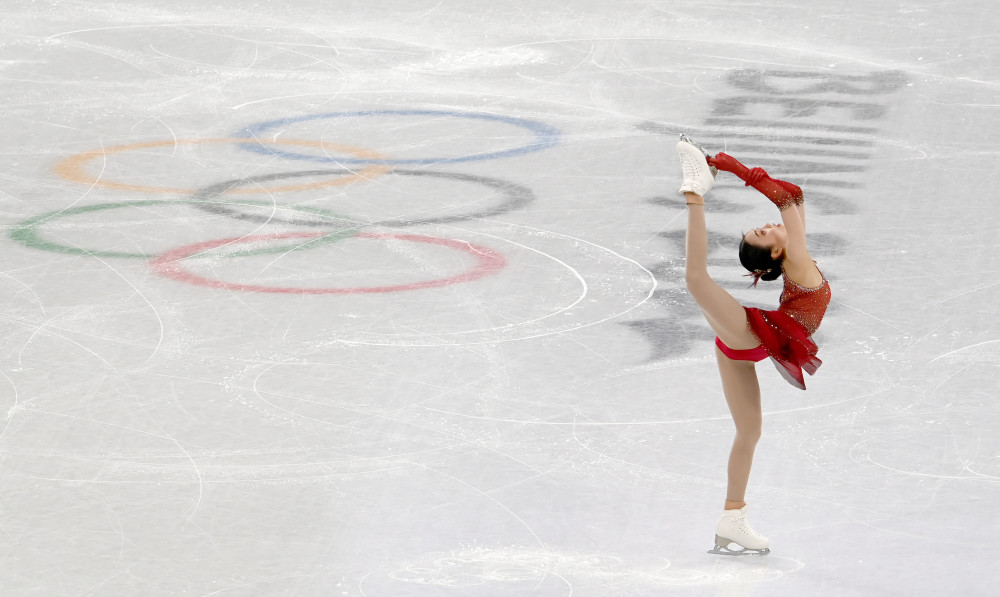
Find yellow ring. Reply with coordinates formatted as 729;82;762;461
54;138;390;194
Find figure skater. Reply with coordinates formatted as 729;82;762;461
674;135;832;555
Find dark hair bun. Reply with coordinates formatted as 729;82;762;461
760;267;782;282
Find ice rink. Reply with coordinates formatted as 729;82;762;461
2;1;998;595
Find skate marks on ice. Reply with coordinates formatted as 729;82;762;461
365;546;803;594
328;221;657;347
2;339;533;486
628;68;909;362
850;410;1000;481
801;367;1000;483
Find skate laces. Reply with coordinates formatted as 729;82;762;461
722;510;765;542
680;157;700;181
678;146;708;181
735;518;764;541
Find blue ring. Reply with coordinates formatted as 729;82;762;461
232;109;560;165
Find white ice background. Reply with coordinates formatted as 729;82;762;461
1;1;998;595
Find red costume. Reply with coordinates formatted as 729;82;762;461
744;271;830;390
708;152;832;390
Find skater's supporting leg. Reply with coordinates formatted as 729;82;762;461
714;344;762;505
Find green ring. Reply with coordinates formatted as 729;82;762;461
9;199;358;259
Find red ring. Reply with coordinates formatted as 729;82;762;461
150;232;506;294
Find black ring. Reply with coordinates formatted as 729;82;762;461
189;169;536;228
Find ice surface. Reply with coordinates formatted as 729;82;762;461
1;1;998;595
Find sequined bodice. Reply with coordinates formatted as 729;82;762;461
779;272;831;335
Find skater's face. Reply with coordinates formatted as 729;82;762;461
743;223;786;258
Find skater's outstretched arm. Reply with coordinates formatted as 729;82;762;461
774;197;817;285
773;178;807;231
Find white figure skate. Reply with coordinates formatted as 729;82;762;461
676;135;717;196
679;134;716;168
708;506;771;556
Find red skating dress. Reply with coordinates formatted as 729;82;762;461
745;269;831;390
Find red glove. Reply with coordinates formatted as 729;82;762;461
708;153;802;209
706;152;748;177
775;179;804;204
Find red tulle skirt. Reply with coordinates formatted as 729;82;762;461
745;307;822;390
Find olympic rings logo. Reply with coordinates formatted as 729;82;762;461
12;110;561;295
